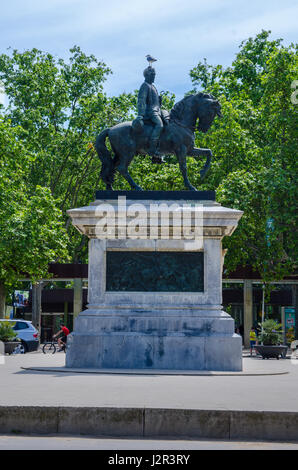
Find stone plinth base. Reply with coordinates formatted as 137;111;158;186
66;309;242;371
66;194;243;372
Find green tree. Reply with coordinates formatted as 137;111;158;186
189;31;298;282
0;118;69;317
0;46;136;261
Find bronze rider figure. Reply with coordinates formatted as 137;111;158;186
135;66;168;163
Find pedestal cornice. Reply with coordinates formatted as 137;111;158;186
67;197;243;240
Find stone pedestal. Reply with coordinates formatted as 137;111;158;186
66;191;243;371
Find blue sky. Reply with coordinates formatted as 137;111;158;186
0;0;297;100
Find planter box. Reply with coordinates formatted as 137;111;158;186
4;342;20;355
255;345;288;360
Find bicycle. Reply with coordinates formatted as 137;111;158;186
42;339;66;354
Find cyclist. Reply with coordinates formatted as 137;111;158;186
53;322;70;351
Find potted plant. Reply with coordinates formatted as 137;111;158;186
0;321;20;354
255;319;287;359
286;327;295;346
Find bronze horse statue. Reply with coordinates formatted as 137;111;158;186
95;93;221;191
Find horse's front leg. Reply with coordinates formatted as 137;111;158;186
176;146;197;191
189;147;212;180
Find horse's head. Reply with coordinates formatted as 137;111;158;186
169;93;221;134
196;93;221;133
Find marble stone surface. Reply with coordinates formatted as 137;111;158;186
66;197;243;371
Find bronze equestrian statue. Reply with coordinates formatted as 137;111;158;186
95;66;221;191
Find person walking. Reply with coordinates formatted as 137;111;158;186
249;326;258;356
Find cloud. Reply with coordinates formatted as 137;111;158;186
0;0;297;99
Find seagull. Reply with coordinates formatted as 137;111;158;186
146;54;157;66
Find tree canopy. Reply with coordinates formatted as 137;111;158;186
0;118;69;315
189;31;298;282
0;46;136;263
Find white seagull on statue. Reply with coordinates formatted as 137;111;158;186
146;54;157;66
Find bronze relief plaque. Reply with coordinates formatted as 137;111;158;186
106;251;204;292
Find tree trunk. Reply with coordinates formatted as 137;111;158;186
0;281;6;319
31;282;43;341
292;284;298;340
243;280;253;348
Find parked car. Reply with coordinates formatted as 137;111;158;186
0;319;39;353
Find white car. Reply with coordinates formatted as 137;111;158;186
0;319;39;353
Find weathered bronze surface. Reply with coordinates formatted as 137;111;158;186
106;251;204;292
95;67;221;191
134;66;169;163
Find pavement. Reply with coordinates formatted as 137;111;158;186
1;350;298;442
1;435;298;450
1;351;297;410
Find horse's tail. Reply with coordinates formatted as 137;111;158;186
95;128;115;186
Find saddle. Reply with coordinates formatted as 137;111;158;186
131;110;170;164
132;109;170;134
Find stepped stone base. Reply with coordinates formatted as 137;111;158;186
66;308;242;371
65;194;243;372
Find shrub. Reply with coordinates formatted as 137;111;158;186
0;322;18;342
258;319;283;345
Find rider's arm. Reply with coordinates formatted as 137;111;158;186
53;329;62;339
137;83;148;118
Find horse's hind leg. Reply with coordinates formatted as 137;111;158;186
116;152;143;191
